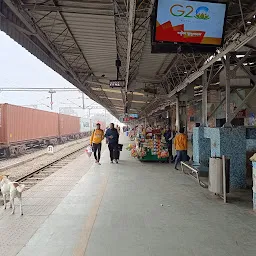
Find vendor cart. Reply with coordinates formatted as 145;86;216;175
139;148;169;163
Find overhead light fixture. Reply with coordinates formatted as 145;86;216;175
92;87;102;91
211;82;220;86
91;87;145;96
244;62;255;66
131;92;144;96
92;88;121;94
108;97;123;101
132;100;146;104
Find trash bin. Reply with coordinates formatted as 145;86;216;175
208;157;223;194
208;157;230;195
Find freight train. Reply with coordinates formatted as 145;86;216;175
0;104;90;157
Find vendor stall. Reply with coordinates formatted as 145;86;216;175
128;127;169;163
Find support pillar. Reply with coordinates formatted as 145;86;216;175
224;54;231;126
183;101;188;133
176;95;180;131
202;71;208;127
169;108;172;127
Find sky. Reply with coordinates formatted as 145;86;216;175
0;31;116;121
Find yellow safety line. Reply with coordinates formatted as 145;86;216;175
72;171;110;256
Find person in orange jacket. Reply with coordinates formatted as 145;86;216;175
90;123;104;165
174;127;188;170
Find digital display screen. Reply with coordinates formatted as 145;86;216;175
109;80;125;88
129;114;139;119
155;0;227;46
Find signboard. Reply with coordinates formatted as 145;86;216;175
236;109;247;118
129;114;139;119
155;0;227;46
120;114;139;123
109;80;125;88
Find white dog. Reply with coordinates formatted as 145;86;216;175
0;175;25;215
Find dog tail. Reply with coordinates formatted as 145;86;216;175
16;184;25;193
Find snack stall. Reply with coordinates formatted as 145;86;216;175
128;127;169;162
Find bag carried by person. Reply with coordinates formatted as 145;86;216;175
118;144;123;151
85;145;93;157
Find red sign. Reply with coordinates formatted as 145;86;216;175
236;109;247;118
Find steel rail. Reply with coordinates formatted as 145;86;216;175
15;140;89;184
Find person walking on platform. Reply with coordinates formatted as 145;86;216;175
174;127;188;170
164;126;174;162
116;125;121;135
90;123;104;165
105;123;119;164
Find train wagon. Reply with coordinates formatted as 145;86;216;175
58;114;81;142
0;104;59;156
0;104;86;157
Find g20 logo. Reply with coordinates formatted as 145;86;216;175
170;4;210;20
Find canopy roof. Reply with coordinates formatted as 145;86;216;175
1;0;256;119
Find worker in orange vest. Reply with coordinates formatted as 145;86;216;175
174;127;188;170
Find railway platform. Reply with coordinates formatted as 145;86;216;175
0;138;256;256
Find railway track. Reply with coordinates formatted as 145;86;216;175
0;136;89;160
15;142;89;190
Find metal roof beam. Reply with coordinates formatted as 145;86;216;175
124;0;136;92
3;0;76;75
1;0;118;117
166;23;256;99
146;23;256;118
159;3;256;96
22;4;113;15
23;0;116;114
128;0;154;85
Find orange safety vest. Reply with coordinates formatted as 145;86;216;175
90;129;104;144
174;133;188;151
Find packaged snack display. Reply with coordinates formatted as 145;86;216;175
127;128;169;162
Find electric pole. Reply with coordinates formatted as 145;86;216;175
82;93;85;109
48;89;56;110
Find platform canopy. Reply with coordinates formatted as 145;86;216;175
0;0;256;119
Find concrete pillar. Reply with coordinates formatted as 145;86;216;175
225;53;231;126
202;71;208;127
169;108;172;127
176;96;180;132
184;101;188;133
